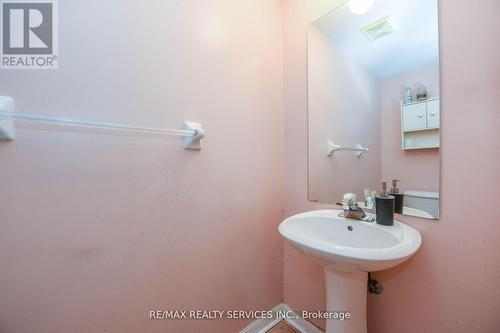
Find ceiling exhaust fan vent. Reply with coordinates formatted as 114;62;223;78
361;16;398;41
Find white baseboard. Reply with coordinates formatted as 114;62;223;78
238;303;282;333
239;304;323;333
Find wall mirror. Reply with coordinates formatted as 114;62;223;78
307;0;440;219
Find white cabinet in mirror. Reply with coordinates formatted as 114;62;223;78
307;0;440;220
401;97;440;150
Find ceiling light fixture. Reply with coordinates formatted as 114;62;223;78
348;0;375;15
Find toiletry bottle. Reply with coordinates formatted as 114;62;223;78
363;188;376;210
416;84;428;101
390;180;404;214
375;182;394;226
405;87;413;104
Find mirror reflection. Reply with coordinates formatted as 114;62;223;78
307;0;440;219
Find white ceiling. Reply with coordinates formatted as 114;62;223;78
313;0;439;79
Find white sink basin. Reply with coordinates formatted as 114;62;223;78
279;210;422;333
279;210;421;272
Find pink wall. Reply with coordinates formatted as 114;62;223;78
380;65;440;192
282;0;500;332
0;1;499;332
308;26;381;204
0;1;284;332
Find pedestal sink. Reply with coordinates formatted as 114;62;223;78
278;210;421;333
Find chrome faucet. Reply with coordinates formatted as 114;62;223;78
339;194;375;222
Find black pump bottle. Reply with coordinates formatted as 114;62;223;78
390;179;405;214
375;181;394;226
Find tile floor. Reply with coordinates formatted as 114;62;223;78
266;320;300;333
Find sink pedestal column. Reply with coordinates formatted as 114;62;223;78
324;268;368;333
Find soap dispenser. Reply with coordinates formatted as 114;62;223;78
375;182;394;226
390;179;404;214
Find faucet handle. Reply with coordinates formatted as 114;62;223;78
341;193;357;209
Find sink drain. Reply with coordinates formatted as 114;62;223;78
347;226;353;231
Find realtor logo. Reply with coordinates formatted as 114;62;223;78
1;0;58;69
